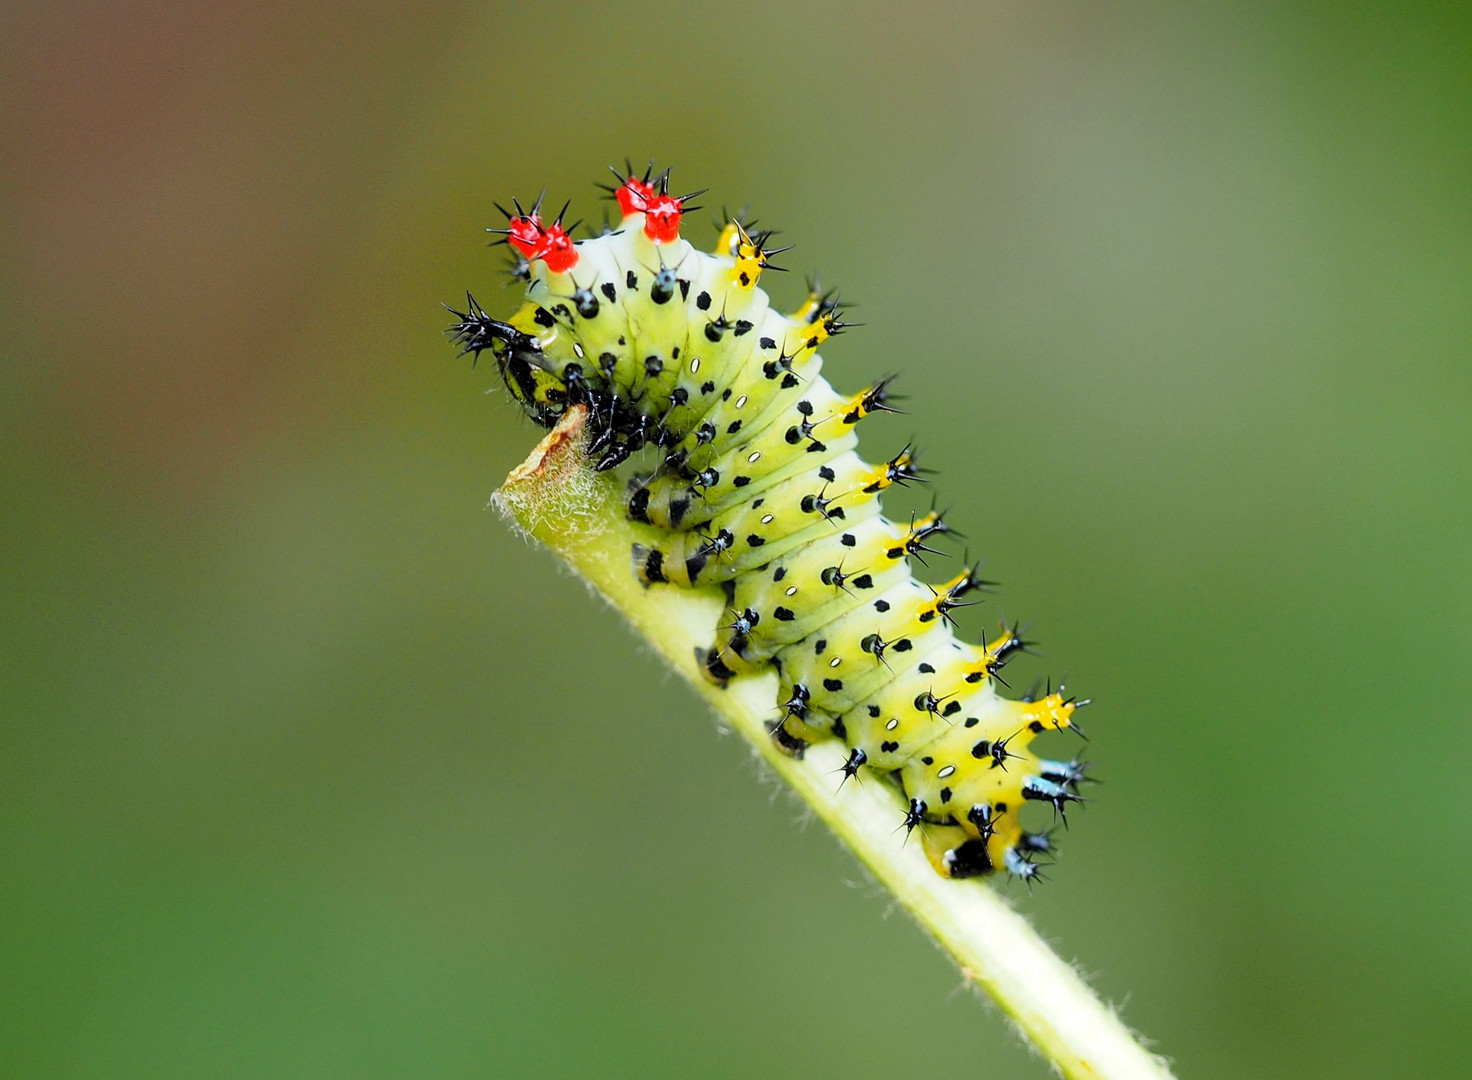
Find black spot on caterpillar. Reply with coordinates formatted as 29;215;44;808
447;163;1093;881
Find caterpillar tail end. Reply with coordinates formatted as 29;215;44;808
922;825;996;879
922;823;1048;885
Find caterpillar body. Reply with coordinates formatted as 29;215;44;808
449;165;1091;882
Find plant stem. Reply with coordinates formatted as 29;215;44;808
493;407;1175;1080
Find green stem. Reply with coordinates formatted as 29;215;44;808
493;407;1175;1080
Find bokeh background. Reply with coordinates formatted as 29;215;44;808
4;3;1470;1077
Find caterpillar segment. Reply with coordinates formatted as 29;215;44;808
450;164;1093;882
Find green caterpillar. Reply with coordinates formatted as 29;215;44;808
448;164;1091;881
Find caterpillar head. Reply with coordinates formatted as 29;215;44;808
444;293;569;428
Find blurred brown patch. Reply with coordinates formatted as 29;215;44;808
2;1;458;496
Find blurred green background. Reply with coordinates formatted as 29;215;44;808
3;3;1469;1077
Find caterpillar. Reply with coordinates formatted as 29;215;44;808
448;163;1092;882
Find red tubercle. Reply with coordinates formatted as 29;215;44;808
616;176;657;216
506;215;545;259
505;215;579;272
612;167;694;242
642;194;683;243
539;224;578;272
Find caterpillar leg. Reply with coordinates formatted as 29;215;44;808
765;717;809;758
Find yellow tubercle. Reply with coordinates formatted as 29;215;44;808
1018;692;1078;733
897;508;942;544
850;450;922;500
836;381;888;425
791;289;824;325
714;220;741;258
916;567;975;624
729;222;772;290
785;318;832;356
962;627;1019;683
